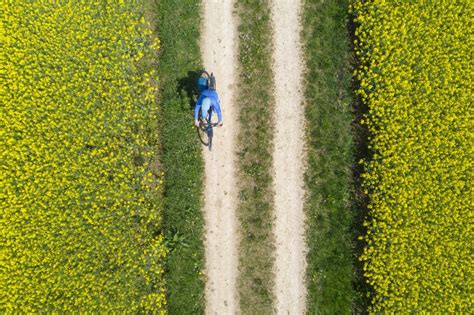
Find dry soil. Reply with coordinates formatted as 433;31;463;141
201;1;239;314
271;0;308;313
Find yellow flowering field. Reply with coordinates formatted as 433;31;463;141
350;0;473;312
1;1;166;312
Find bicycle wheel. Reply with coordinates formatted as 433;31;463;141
196;109;217;151
207;125;214;151
205;109;217;151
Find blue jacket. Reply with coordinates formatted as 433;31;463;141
194;89;222;122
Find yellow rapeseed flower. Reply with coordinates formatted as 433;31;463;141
1;1;166;312
350;0;472;313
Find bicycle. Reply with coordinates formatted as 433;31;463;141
196;70;219;151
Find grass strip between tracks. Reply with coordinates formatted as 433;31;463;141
152;1;205;313
236;0;276;313
302;0;360;313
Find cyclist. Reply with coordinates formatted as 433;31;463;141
194;87;223;128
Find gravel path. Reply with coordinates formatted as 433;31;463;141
201;1;239;314
201;1;307;313
271;0;308;313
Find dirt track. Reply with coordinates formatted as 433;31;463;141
201;0;306;313
271;0;307;313
201;0;239;314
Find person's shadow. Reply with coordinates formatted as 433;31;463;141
177;70;202;111
177;70;210;147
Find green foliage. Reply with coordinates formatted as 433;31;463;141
153;0;205;313
236;0;276;313
302;0;357;313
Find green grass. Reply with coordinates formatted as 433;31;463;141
302;0;361;313
151;1;205;313
236;1;276;313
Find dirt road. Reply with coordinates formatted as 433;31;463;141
200;1;239;314
200;0;306;313
271;0;307;313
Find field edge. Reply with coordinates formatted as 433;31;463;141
151;1;206;313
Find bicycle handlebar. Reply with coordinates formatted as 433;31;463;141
195;122;222;128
